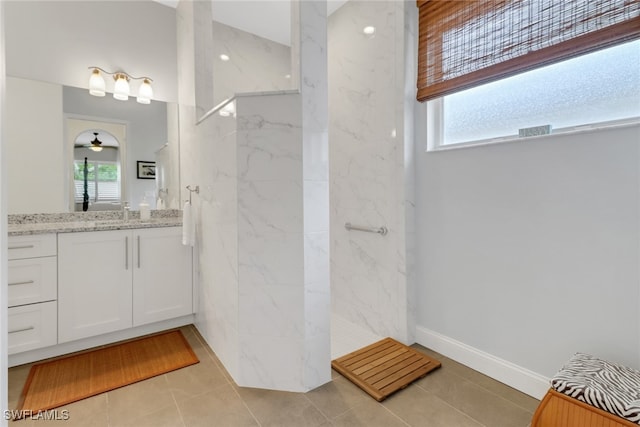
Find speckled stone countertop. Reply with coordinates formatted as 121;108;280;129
8;210;183;236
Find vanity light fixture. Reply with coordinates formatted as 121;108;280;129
88;67;154;104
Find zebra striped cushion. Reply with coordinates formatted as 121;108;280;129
551;353;640;424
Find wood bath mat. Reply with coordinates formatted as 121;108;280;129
16;330;199;416
331;337;441;401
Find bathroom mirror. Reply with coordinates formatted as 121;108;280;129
5;77;181;214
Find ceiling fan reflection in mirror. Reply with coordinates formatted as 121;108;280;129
75;130;119;153
88;132;103;152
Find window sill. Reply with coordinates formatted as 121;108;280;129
427;118;640;153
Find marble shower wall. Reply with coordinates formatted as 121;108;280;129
177;0;241;379
329;0;415;343
177;0;330;392
211;20;292;106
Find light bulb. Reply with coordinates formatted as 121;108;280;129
137;78;153;104
219;54;230;61
113;74;130;101
88;68;106;97
363;26;376;36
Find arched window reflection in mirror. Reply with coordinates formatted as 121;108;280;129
73;129;122;211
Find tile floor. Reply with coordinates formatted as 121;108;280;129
8;325;540;426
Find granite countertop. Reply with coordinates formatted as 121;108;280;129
8;210;183;236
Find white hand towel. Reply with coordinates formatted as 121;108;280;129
182;201;195;246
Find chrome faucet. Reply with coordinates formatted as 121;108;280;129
123;202;130;221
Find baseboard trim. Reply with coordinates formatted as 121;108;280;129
416;325;549;399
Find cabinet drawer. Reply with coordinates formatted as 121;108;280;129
8;234;57;260
8;301;57;355
8;257;57;307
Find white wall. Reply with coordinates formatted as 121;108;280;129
4;1;177;102
415;125;640;389
6;78;65;214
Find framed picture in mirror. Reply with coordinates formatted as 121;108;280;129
137;161;156;179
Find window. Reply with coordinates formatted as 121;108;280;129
74;160;121;203
416;0;640;149
428;39;640;148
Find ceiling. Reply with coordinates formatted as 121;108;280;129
154;0;348;46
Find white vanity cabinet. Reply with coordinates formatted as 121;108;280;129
58;227;192;343
7;234;58;354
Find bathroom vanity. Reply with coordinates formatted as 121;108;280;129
7;210;193;367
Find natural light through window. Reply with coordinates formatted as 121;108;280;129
74;160;121;203
429;40;640;148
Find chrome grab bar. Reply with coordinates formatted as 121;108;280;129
344;222;388;236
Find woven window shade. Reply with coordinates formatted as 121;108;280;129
416;0;640;102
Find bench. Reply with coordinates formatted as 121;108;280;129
532;353;640;427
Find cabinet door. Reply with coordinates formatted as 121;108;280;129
133;227;193;326
58;230;133;343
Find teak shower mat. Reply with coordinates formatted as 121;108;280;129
332;337;441;401
16;330;199;415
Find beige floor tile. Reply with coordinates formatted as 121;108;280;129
182;326;234;383
109;403;185;427
165;358;229;403
456;369;539;413
331;399;408;427
7;364;31;408
236;386;328;427
305;375;371;420
54;394;109;427
417;369;534;427
106;375;176;426
7;395;108;427
412;344;540;413
383;384;482;427
178;384;258;427
180;327;218;363
6;328;541;427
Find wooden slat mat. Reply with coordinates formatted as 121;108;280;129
331;337;441;401
16;330;199;417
